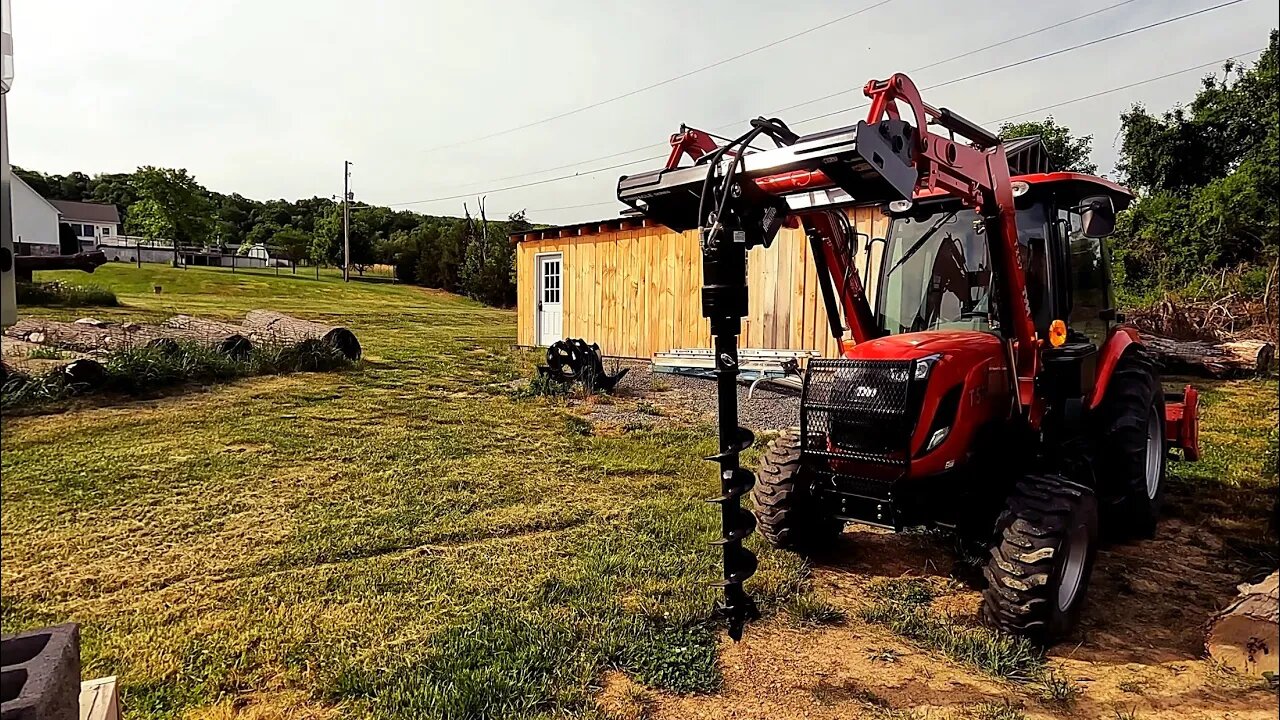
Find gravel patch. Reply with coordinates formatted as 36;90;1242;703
578;359;800;431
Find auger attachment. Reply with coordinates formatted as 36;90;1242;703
705;329;760;641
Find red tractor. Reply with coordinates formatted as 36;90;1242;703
617;73;1200;642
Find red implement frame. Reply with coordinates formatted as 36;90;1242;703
741;74;1043;421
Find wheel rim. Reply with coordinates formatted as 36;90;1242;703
1144;410;1162;500
1057;524;1089;612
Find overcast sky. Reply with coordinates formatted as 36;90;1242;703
6;0;1276;224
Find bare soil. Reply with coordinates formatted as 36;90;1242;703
596;521;1277;720
584;367;1276;720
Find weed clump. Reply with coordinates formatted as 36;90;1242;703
16;280;118;307
785;592;847;626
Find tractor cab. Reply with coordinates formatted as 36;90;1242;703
871;172;1132;347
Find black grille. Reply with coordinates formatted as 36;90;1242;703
801;359;918;465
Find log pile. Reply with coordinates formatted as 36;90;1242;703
1206;571;1279;678
1127;294;1278;377
1141;333;1276;378
3;311;361;388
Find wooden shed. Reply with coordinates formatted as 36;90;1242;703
513;206;887;359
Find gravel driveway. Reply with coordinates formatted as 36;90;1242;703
576;359;800;432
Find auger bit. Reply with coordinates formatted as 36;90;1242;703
701;226;761;641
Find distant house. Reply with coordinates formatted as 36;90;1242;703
49;199;121;249
10;174;61;256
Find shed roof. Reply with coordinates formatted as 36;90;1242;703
509;215;657;243
49;199;121;225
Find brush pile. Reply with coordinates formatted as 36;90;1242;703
1126;295;1276;378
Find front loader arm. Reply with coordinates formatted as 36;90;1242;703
862;74;1040;416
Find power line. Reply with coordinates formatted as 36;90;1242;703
421;0;1170;194
521;48;1263;219
387;1;1254;209
416;0;898;155
790;0;1251;128
387;157;650;207
985;47;1264;124
762;0;1149;119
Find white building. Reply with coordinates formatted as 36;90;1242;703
10;173;60;255
49;198;121;249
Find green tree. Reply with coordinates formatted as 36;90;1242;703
128;167;215;266
998;116;1096;174
126;198;176;245
460;204;520;306
1112;30;1278;295
271;228;312;273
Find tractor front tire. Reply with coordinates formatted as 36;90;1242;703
752;429;842;553
1095;348;1166;539
982;475;1099;644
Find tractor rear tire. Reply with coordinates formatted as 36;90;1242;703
752;429;842;553
1095;348;1166;539
981;474;1099;644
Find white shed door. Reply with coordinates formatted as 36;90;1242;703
535;253;563;346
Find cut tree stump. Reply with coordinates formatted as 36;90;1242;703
1206;571;1279;678
241;310;361;360
1141;333;1275;378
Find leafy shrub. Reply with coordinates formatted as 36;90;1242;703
16;281;118;307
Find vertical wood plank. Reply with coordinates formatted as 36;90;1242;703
662;231;676;353
774;229;793;349
791;228;808;351
650;231;662;356
672;231;686;352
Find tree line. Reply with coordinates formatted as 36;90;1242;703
16;30;1275;309
12;166;529;307
1000;30;1277;303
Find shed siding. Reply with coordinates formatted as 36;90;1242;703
517;206;886;358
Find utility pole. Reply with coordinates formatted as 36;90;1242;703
342;160;351;282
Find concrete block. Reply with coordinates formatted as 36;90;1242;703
1;623;81;720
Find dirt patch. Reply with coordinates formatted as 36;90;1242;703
631;523;1277;719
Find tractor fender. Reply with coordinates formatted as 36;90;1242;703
1088;325;1142;410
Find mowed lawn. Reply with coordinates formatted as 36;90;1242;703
2;265;1275;719
1;265;806;719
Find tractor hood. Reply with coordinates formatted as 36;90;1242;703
844;331;1004;365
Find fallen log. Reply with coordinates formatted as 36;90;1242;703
159;316;253;357
6;318;251;358
1140;333;1275;378
6;318;119;354
240;310;361;360
1206;571;1278;677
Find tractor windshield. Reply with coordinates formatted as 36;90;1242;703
878;208;994;334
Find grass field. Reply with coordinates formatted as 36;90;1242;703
2;264;1275;719
1;264;808;719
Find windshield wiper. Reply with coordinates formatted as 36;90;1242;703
884;210;957;277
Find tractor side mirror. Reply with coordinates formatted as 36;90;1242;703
1078;196;1116;238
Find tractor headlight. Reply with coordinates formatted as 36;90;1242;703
926;426;950;451
913;354;942;381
